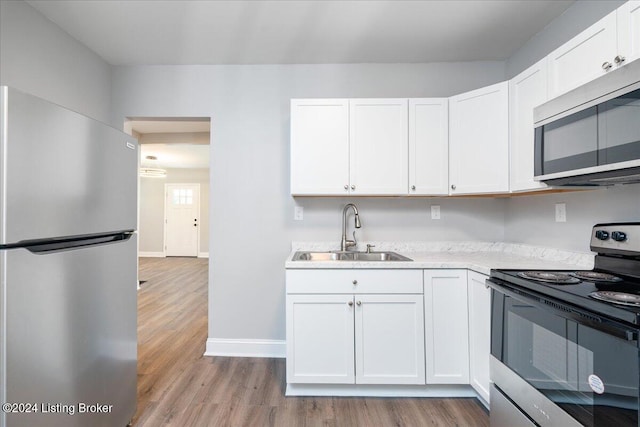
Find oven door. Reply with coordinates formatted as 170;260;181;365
490;279;640;427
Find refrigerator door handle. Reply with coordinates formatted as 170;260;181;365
0;231;134;254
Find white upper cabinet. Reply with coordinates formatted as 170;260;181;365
408;99;449;195
349;99;409;195
548;1;640;99
449;81;510;195
618;0;640;65
509;58;549;193
290;99;349;195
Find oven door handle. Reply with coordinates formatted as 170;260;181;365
487;278;639;342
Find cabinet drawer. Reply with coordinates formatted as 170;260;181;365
286;269;423;294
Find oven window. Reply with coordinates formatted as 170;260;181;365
598;88;640;165
502;299;639;426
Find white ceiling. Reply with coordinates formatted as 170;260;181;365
27;0;574;65
130;120;210;169
141;144;210;169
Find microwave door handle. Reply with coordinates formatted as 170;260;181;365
488;279;639;342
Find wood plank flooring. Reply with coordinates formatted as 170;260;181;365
135;257;489;426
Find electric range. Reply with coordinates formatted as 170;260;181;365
488;222;640;427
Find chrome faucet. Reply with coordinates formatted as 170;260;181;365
340;204;361;251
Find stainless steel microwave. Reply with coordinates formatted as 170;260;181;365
534;59;640;186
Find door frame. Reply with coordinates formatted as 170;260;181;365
163;183;201;257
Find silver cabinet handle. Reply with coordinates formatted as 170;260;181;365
356;301;362;306
411;185;416;191
602;61;613;71
451;184;456;190
614;55;626;65
351;185;356;190
352;280;358;285
348;301;353;306
344;185;349;190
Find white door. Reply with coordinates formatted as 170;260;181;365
617;0;640;66
467;271;491;404
349;99;408;195
165;183;200;257
355;294;425;385
286;294;355;384
290;99;350;195
449;81;509;195
547;10;618;98
509;57;549;192
424;269;470;384
409;98;449;195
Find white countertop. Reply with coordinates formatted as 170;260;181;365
285;241;594;276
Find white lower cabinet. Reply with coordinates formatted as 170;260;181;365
286;294;355;384
424;269;470;384
286;270;425;386
467;271;491;404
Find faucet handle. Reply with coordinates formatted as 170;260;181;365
352;231;357;248
366;244;375;253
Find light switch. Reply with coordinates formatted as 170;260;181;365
294;205;304;221
431;205;441;220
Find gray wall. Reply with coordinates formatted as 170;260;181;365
0;0;112;123
139;168;210;255
111;63;506;341
503;0;638;253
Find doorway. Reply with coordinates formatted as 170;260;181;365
165;183;200;257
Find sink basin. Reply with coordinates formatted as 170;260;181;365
292;251;412;262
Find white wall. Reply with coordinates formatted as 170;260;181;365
139;168;210;255
503;0;639;253
0;0;112;123
111;63;506;342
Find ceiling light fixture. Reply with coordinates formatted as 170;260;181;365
140;155;167;178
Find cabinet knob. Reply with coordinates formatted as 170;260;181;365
348;301;353;306
356;301;362;306
344;185;349;190
351;185;356;190
411;185;416;191
451;184;456;190
602;61;613;71
352;280;358;285
614;55;626;65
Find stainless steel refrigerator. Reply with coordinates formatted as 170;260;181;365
0;86;138;427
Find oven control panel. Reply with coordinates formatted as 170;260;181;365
591;223;640;254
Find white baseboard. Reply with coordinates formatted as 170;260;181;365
203;338;285;358
139;251;165;258
198;252;210;259
286;383;478;398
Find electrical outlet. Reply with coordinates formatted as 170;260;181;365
294;206;304;221
555;203;566;222
431;205;441;220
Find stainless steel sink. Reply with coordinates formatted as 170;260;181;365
292;251;412;262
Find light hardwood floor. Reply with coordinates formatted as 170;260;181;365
135;257;489;426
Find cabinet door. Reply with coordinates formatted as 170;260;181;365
509;58;549;192
467;271;491;405
290;99;349;195
424;270;470;384
547;11;618;99
354;294;425;385
286;294;355;384
349;99;408;195
449;81;509;195
617;0;640;66
409;99;449;195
